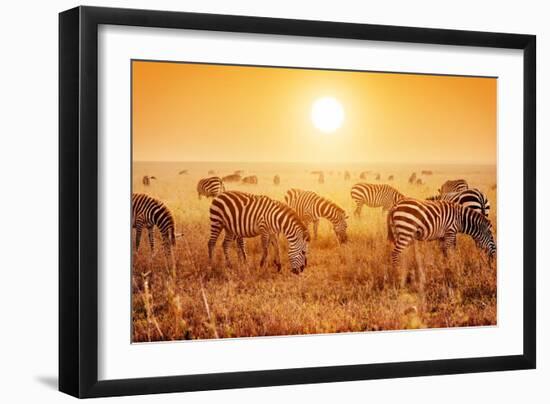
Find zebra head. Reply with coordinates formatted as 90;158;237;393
331;212;349;244
289;229;310;274
462;208;496;260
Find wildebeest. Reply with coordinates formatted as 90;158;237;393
416;178;424;185
318;172;325;184
408;172;417;184
222;174;241;183
142;175;156;186
421;170;433;175
242;175;258;184
208;169;216;175
273;175;281;185
359;171;370;180
310;170;323;176
388;175;394;181
178;169;188;175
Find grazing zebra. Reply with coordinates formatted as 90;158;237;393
439;179;468;195
344;171;351;180
408;172;417;184
208;191;310;274
427;188;490;217
284;189;348;243
242;175;258;184
222;174;241;183
273;175;280;185
132;193;176;267
351;183;405;216
197;176;225;200
387;198;496;268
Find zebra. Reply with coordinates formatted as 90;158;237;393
408;172;417;184
197;176;225;200
439;179;468;195
351;183;405;216
284;189;348;243
273;175;280;185
132;193;176;271
208;191;310;274
222;174;241;183
242;175;258;184
387;198;495;269
427;188;490;217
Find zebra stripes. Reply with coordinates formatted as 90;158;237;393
351;183;404;216
284;188;348;243
132;193;176;256
197;176;225;200
209;191;310;274
427;188;490;217
439;179;468;194
387;198;496;268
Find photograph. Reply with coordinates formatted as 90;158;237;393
131;59;497;342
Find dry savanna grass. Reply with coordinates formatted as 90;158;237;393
132;162;497;342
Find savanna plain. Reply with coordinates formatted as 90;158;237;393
132;161;497;342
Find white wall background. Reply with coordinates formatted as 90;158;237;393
0;0;545;402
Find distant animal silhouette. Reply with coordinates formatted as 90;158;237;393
242;175;258;184
222;174;241;183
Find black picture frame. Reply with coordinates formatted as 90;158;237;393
59;5;536;398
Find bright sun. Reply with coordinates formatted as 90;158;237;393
311;97;345;133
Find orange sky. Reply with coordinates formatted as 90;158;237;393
132;60;496;164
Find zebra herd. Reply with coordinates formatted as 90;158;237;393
132;175;496;282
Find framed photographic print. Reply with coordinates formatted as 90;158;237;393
59;6;536;398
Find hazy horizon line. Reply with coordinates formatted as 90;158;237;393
133;160;497;166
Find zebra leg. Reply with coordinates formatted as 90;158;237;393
259;232;270;268
313;220;319;240
147;226;155;253
391;235;412;288
135;223;143;251
441;231;457;256
270;235;282;272
162;235;176;277
236;237;247;263
208;221;223;265
222;232;236;269
354;202;363;217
